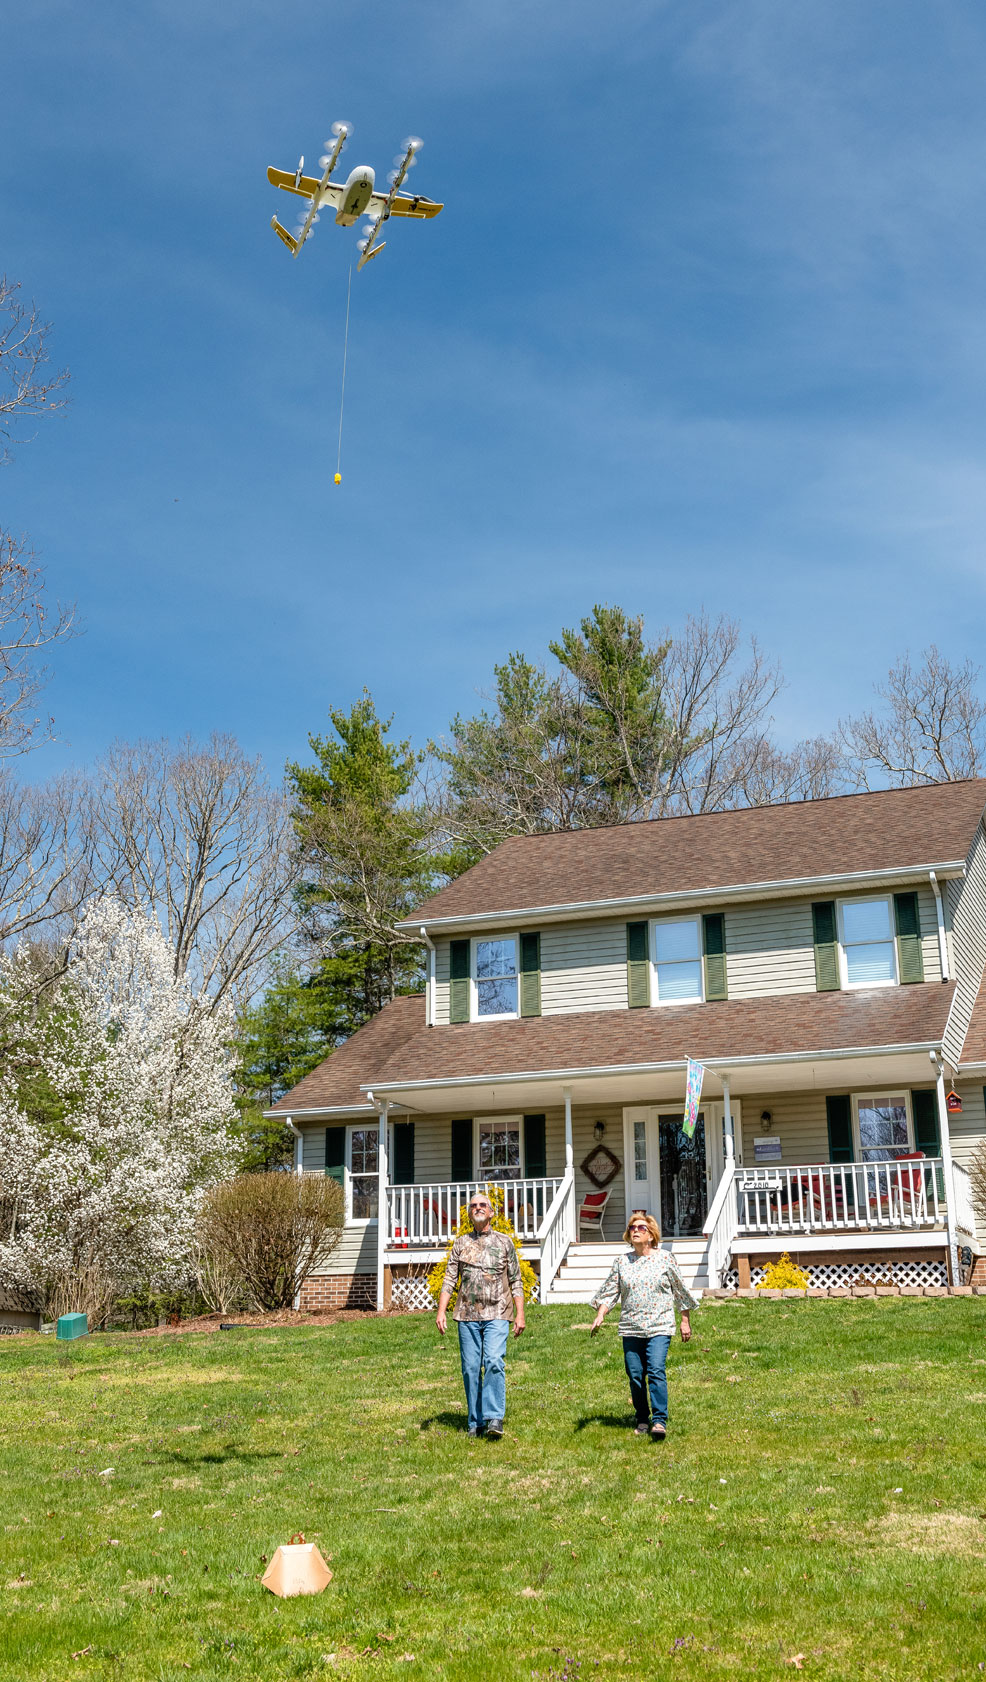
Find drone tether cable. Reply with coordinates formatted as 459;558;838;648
335;263;353;485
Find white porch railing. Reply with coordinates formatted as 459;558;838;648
703;1160;739;1288
537;1167;576;1297
734;1158;947;1235
952;1162;977;1239
385;1177;563;1248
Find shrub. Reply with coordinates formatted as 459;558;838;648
198;1173;344;1311
427;1183;539;1308
756;1251;809;1291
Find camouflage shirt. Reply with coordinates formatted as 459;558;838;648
441;1229;523;1322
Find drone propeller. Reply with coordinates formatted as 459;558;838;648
331;119;352;137
402;136;423;152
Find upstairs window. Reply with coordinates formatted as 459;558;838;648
652;917;704;1005
839;897;897;988
475;937;518;1018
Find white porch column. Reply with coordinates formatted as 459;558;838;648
935;1064;960;1284
563;1085;574;1173
721;1075;735;1164
376;1100;390;1311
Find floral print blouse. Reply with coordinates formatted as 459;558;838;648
592;1247;697;1338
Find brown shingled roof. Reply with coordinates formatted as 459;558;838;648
345;985;954;1093
269;995;425;1113
405;781;986;926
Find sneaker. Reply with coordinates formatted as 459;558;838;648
650;1422;667;1439
485;1418;504;1439
467;1426;481;1437
633;1422;650;1435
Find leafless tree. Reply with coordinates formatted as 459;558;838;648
733;734;847;808
0;771;95;963
640;614;786;817
841;646;986;788
0;530;75;759
88;734;297;1008
0;275;69;460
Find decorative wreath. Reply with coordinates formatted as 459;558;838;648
579;1144;621;1189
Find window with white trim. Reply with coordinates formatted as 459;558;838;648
839;897;897;989
853;1093;912;1162
475;1115;523;1180
348;1124;379;1219
652;916;704;1005
473;936;518;1019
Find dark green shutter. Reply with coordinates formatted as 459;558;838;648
520;932;541;1018
825;1096;853;1163
392;1121;415;1185
894;892;925;984
324;1125;346;1186
702;912;727;1000
626;921;650;1008
911;1089;940;1156
524;1114;547;1178
450;1118;473;1181
812;901;841;992
449;939;470;1024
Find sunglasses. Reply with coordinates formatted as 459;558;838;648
628;1223;649;1232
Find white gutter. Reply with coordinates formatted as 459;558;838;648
284;1116;303;1174
399;859;967;936
928;872;950;981
363;1038;943;1096
933;1055;960;1283
419;925;436;1027
263;1102;376;1119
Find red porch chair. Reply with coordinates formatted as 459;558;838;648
578;1188;612;1240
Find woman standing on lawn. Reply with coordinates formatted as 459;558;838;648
588;1212;695;1438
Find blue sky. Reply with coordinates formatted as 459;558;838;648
4;0;986;781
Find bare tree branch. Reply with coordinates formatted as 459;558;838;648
0;530;76;758
88;734;297;1008
840;646;986;787
0;276;69;460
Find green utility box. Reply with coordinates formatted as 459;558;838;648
56;1313;88;1340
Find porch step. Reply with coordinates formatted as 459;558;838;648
545;1238;711;1304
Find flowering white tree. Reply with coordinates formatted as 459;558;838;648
0;899;239;1322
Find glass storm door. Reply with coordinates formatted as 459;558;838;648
657;1113;708;1236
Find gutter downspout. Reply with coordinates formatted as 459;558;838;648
933;1054;960;1283
929;872;950;981
419;926;436;1027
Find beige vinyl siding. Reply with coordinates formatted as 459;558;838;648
434;940;451;1026
943;821;986;1064
737;1091;831;1166
301;1124;327;1172
318;1223;377;1277
724;902;816;998
540;921;628;1014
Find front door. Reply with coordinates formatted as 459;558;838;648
623;1105;728;1238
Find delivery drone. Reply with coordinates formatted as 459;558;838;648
267;121;442;271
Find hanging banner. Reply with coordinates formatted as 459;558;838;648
683;1057;705;1139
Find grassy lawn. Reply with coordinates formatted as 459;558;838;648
1;1301;985;1682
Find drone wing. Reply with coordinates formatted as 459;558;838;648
366;190;443;220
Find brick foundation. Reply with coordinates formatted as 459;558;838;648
968;1255;986;1287
300;1273;376;1311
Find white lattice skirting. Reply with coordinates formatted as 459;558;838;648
390;1271;542;1311
723;1258;949;1290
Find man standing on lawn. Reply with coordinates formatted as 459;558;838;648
436;1192;525;1438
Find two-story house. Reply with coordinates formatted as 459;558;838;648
268;780;986;1309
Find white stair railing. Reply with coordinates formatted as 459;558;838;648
537;1167;575;1298
702;1162;739;1288
952;1162;976;1240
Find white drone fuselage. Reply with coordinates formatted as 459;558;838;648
332;165;376;226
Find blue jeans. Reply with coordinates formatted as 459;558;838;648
457;1319;509;1429
622;1334;671;1426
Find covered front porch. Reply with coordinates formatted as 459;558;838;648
363;1045;982;1306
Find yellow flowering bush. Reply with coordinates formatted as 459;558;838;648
426;1182;539;1308
756;1251;810;1291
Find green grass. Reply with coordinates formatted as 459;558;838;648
1;1301;985;1681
